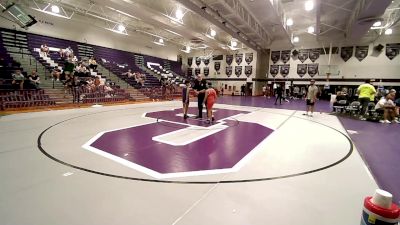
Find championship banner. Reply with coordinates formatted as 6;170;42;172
235;66;242;77
307;64;319;77
226;66;233;77
298;49;309;63
280;64;290;77
195;68;201;75
187;68;193;77
270;65;279;77
226;54;233;65
271;51;280;64
203;67;209;76
195;57;201;66
187;57;193;66
203;58;210;66
281;50;291;63
214;62;221;71
235;53;243;65
245;53;253;64
245;66;252;77
355;46;368;61
341;46;353;62
309;49;320;62
297;64;307;77
386;43;400;60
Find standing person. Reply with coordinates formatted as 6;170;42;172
274;84;283;105
262;85;267;97
204;82;217;123
193;74;207;118
241;84;246;96
357;79;377;120
182;80;191;119
303;79;319;117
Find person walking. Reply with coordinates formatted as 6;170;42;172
357;79;376;120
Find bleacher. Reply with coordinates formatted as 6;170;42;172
0;89;55;110
93;45;161;89
0;27;187;107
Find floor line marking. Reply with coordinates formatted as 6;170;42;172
276;110;297;129
171;175;227;225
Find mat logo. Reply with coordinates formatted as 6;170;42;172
83;108;273;178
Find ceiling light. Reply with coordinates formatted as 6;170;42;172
293;36;299;43
117;24;125;32
308;26;315;33
305;1;314;11
287;18;293;26
210;29;216;37
175;8;184;20
231;40;238;47
51;5;60;14
385;28;393;35
373;21;382;27
159;38;164;43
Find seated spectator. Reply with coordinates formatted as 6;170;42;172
12;69;25;90
28;70;40;89
122;69;134;78
75;63;90;77
375;93;399;124
64;46;73;58
94;76;101;89
104;84;114;93
333;91;349;107
40;43;49;57
89;57;98;70
52;66;61;81
82;59;89;68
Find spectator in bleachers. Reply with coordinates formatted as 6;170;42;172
75;63;90;77
40;43;49;57
104;84;114;93
12;69;25;90
89;57;98;70
64;46;74;58
82;59;89;68
52;66;61;81
375;92;399;124
122;69;134;79
357;79;376;120
28;70;40;89
94;76;101;89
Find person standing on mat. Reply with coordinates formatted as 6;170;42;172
204;82;217;123
193;74;207;118
182;80;191;119
303;79;319;117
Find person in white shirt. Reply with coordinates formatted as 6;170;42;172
303;79;319;117
40;43;49;57
375;93;399;124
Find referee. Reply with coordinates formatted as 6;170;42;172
193;74;207;118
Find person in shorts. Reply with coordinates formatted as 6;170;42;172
182;80;191;119
303;79;319;117
203;82;217;123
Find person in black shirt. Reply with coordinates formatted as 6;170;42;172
193;74;207;118
274;84;283;105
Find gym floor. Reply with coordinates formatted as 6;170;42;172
0;97;390;225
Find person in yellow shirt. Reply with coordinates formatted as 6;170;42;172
357;79;376;120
